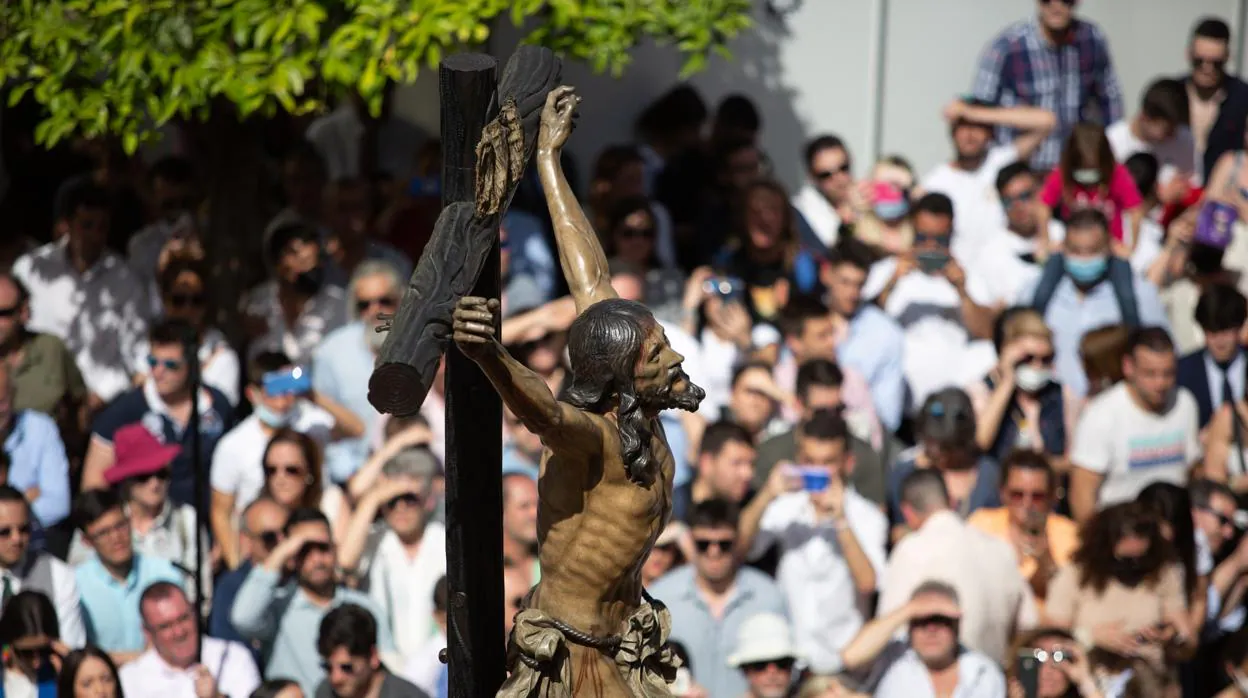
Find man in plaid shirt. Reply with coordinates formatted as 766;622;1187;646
971;0;1124;172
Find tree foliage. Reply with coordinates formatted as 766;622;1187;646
0;0;751;153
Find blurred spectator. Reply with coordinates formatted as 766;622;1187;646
865;193;997;413
1035;124;1144;252
590;146;678;271
400;577;447;697
257;430;349;542
641;523;687;589
1106;79;1196;193
715;179;810;323
967;450;1079;613
851;157;916;259
1177;282;1247;428
212;352;347;568
209;497;289;660
1044;501;1192;693
58;646;124;698
242;221;347;365
0;271;86;436
1021;208;1168;399
313;261;396;484
232;507;395;695
0;360;71;531
754;362;889;507
500;474;538;586
1221;629;1248;698
1137;482;1207;633
12;178;149;404
971;0;1123;171
82;319;233;506
740;410;886;674
673;421;756;522
822;237;906;432
337;448;444;662
842;580;1006;697
967;308;1067;462
71;488;186;659
888;389;1002;534
1007;628;1105;698
315;603;427;698
121;582;260;698
650;499;786;698
879;469;1036;665
322;178;411;288
0;484;85;647
305;86;427;182
677;271;751;419
0;590;66;698
69;424;207;601
500;210;556;314
635;85;708;199
923;98;1055;262
126;156;200;309
792;135;857;247
724;362;787;443
970;163;1064;304
1078;324;1131;399
725;613;800;698
1068;327;1201;523
602;197;685;325
501;407;542;480
1181;18;1248;181
268;142;330;241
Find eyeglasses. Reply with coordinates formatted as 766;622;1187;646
132;469;171;484
167;293;206;309
813;163;851;180
253;529;281;548
911;614;959;629
1039;0;1076;6
320;660;360;675
1007;489;1049;505
693;538;734;555
1198;506;1238;530
0;524;31;539
355;296;398;314
913;232;948;246
0;304;19;318
86;518;130;542
11;644;60;665
382;493;422;512
146;356;184;371
1001;190;1036;207
147;610;194;634
1192;56;1228;70
742;658;796;673
264;464;307;479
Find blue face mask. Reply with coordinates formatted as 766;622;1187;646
255;403;292;428
1064;255;1108;284
874;200;909;221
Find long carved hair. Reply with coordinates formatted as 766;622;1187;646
563;298;656;483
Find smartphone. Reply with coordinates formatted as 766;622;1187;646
671;667;692;696
1015;649;1040;698
795;465;831;492
263;366;311;396
703;276;745;303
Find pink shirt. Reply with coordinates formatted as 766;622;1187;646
1040;164;1142;242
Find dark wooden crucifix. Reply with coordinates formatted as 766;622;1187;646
366;47;563;698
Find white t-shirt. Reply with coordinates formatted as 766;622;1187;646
863;257;995;412
1070;382;1202;507
968;221;1067;306
921;144;1019;264
209;405;334;515
368;524;448;661
1105;120;1199;186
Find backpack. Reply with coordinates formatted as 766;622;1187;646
1032;254;1140;327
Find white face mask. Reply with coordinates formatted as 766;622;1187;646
1072;168;1102;185
1015;365;1053;393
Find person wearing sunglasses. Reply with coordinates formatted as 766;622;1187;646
842;580;1005;697
0;590;68;698
120;582;259;698
726;613;800;698
208;497;289;666
315;604;424;698
258;430;349;546
651;499;786;698
966;163;1056;304
601;197;686;326
0;485;85;648
970;0;1124;173
232;509;395;696
792;135;857;248
336;448;443;662
1183;18;1248;184
0;359;72;550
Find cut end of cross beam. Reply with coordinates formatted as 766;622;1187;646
367;361;425;416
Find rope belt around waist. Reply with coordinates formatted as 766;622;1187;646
513;589;659;668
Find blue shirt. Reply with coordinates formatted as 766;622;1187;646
503;210;556;304
648;565;788;698
210;561;260;663
887;454;1002;527
91;382;232;506
231;566;396;697
3;410;70;526
312;322;380;484
840;305;906;431
1016;272;1169;398
76;553;185;652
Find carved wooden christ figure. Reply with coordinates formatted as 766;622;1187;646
452;86;706;698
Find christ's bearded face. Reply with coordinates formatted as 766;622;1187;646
633;324;705;413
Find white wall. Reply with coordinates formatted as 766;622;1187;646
391;0;1245;193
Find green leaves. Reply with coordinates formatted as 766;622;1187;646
1;0;752;153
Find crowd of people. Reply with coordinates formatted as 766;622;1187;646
8;1;1248;697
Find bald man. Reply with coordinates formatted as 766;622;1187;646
210;497;289;657
502;474;539;586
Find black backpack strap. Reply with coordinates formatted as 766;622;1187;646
1032;255;1067;315
1106;257;1140;327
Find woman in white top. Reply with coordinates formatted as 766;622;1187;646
260;429;349;543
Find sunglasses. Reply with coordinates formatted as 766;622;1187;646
617;226;655;240
911;614;959;629
167;293;206;309
264;464;307;479
299;541;333;557
12;644;60;664
693;538;734;554
1199;506;1238;530
132;469;171;484
87;518;130;541
0;523;31;539
1007;489;1048;505
146;355;184;371
813;163;852;180
1001;190;1036;207
320;660;359;675
0;304;19;318
382;493;422;512
742;658;796;673
355;296;398;314
1192;57;1228;70
913;232;949;246
255;529;281;548
1021;353;1055;366
1039;0;1076;5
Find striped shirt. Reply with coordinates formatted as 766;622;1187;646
971;17;1124;170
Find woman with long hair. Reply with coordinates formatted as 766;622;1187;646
57;647;122;698
1137;482;1209;634
589;145;678;271
1044;502;1192;694
0;591;65;698
847;155;918;259
260;429;348;542
601;196;687;325
1036;123;1145;254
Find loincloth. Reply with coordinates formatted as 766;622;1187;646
496;590;680;698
